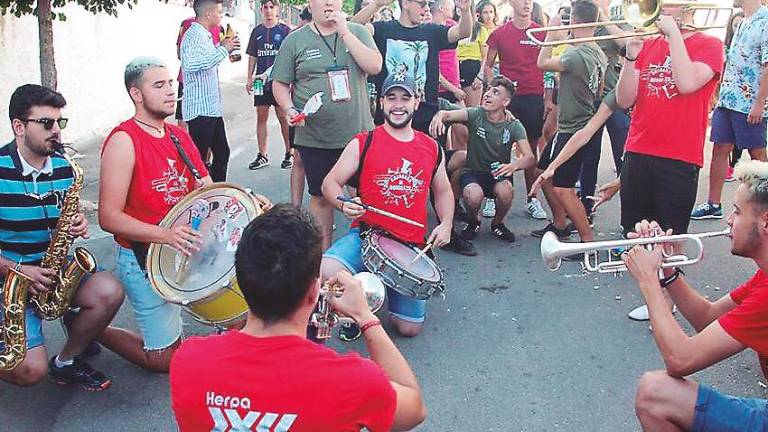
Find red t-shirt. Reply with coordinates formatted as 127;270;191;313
176;17;223;83
101;120;209;248
353;126;440;245
624;33;724;167
486;21;544;96
170;332;396;432
439;19;461;93
719;269;768;379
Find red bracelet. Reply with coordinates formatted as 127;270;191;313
360;319;382;333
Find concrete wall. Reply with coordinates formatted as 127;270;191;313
0;0;253;147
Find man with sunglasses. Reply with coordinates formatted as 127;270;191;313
0;84;126;390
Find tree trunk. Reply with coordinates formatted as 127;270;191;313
37;0;57;90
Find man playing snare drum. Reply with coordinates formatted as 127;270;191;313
321;74;454;340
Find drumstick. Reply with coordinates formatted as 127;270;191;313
410;243;433;264
336;196;424;228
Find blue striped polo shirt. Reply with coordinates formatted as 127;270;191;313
0;141;74;266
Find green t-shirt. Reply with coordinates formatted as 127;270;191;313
463;107;528;173
595;23;631;96
271;23;376;149
602;89;619;112
557;42;607;134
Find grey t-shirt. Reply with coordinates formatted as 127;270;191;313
557;42;607;133
463;107;528;173
272;23;376;149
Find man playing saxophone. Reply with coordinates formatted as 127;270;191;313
0;84;125;391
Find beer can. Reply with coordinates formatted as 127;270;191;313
252;78;264;96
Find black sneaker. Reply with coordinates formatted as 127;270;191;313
531;222;572;239
280;152;293;169
461;221;481;240
48;356;111;392
491;224;516;242
248;153;269;170
61;309;102;358
566;215;595;234
443;235;478;256
339;323;362;342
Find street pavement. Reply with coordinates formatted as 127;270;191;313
1;77;766;431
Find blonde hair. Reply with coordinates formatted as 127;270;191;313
735;160;768;208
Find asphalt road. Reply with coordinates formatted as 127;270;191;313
1;79;766;431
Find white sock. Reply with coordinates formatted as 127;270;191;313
54;355;74;368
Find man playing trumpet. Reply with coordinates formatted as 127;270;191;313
623;161;768;431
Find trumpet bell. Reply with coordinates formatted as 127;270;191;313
354;272;386;314
623;0;662;28
541;232;565;271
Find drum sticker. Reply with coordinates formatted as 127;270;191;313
224;197;245;220
227;227;243;252
212;218;228;242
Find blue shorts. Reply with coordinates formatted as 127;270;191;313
324;228;427;323
693;383;768;432
115;244;183;351
711;107;767;150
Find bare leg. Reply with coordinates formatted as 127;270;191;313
310;195;334;250
707;143;733;205
98;328;181;373
390;316;422;337
540;175;568;229
749;147;767;162
0;346;48;386
447;151;467;201
275;108;291;154
554;187;593;241
450;124;468;151
524;140;541;196
256;106;270;157
635;370;698;432
291;151;305;207
462;184;484;224
491;181;513;226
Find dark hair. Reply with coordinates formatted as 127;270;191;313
299;6;312;21
489;76;516;100
193;0;222;17
235;204;322;325
570;0;597;25
8;84;66;125
260;0;278;4
471;1;496;40
724;10;744;49
531;2;546;26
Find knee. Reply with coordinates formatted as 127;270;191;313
10;360;48;386
391;319;422;337
462;186;483;204
86;273;125;311
495;184;514;203
635;370;671;415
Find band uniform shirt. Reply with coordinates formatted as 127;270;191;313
177;18;223;84
557;42;607;134
353;126;440;244
718;269;768;379
717;6;768;116
181;21;228;122
100;120;208;249
0;141;73;268
624;33;724;167
170;331;397;432
245;22;291;93
271;23;375;150
486;21;544;96
462;107;527;173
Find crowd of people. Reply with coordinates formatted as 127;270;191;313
2;0;768;429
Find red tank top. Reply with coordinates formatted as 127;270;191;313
353;126;439;245
101;120;209;248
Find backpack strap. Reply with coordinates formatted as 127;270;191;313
348;130;375;192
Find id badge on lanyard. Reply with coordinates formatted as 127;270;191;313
327;64;351;102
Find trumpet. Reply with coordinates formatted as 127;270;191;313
540;228;730;274
310;272;386;340
526;0;733;46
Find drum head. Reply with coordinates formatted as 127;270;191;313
147;183;262;305
372;232;441;282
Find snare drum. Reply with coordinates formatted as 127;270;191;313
147;183;263;327
361;230;444;300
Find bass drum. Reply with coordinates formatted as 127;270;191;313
147;183;263;327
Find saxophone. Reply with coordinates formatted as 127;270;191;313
0;269;30;370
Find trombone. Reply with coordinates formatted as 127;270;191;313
540;228;730;274
526;0;733;46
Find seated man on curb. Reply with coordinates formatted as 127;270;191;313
622;160;768;431
430;76;535;242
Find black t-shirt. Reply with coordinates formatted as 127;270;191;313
371;21;456;119
246;22;291;91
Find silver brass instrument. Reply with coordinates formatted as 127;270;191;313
311;272;386;340
540;228;730;274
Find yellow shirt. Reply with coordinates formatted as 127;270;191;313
457;26;492;61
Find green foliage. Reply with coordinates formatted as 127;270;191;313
0;0;139;19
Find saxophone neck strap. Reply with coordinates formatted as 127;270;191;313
168;131;203;181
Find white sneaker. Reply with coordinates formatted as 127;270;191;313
526;198;547;220
482;199;496;218
628;304;678;321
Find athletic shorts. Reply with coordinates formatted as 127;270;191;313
711;107;767;150
537;131;600;188
692;383;768;431
324;228;427;323
508;94;545;142
620;152;699;237
253;88;278;107
459;60;482;88
294;146;344;197
460;170;513;198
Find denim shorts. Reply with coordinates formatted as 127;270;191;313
693;383;768;431
115;244;182;350
324;228;427;323
711;107;768;150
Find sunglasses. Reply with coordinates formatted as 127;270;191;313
22;117;68;130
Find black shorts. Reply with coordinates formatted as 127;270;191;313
294;146;345;196
254;88;278;107
537;131;598;188
508;94;545;142
460;170;513;198
175;82;184;120
620;152;700;237
459;60;481;88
